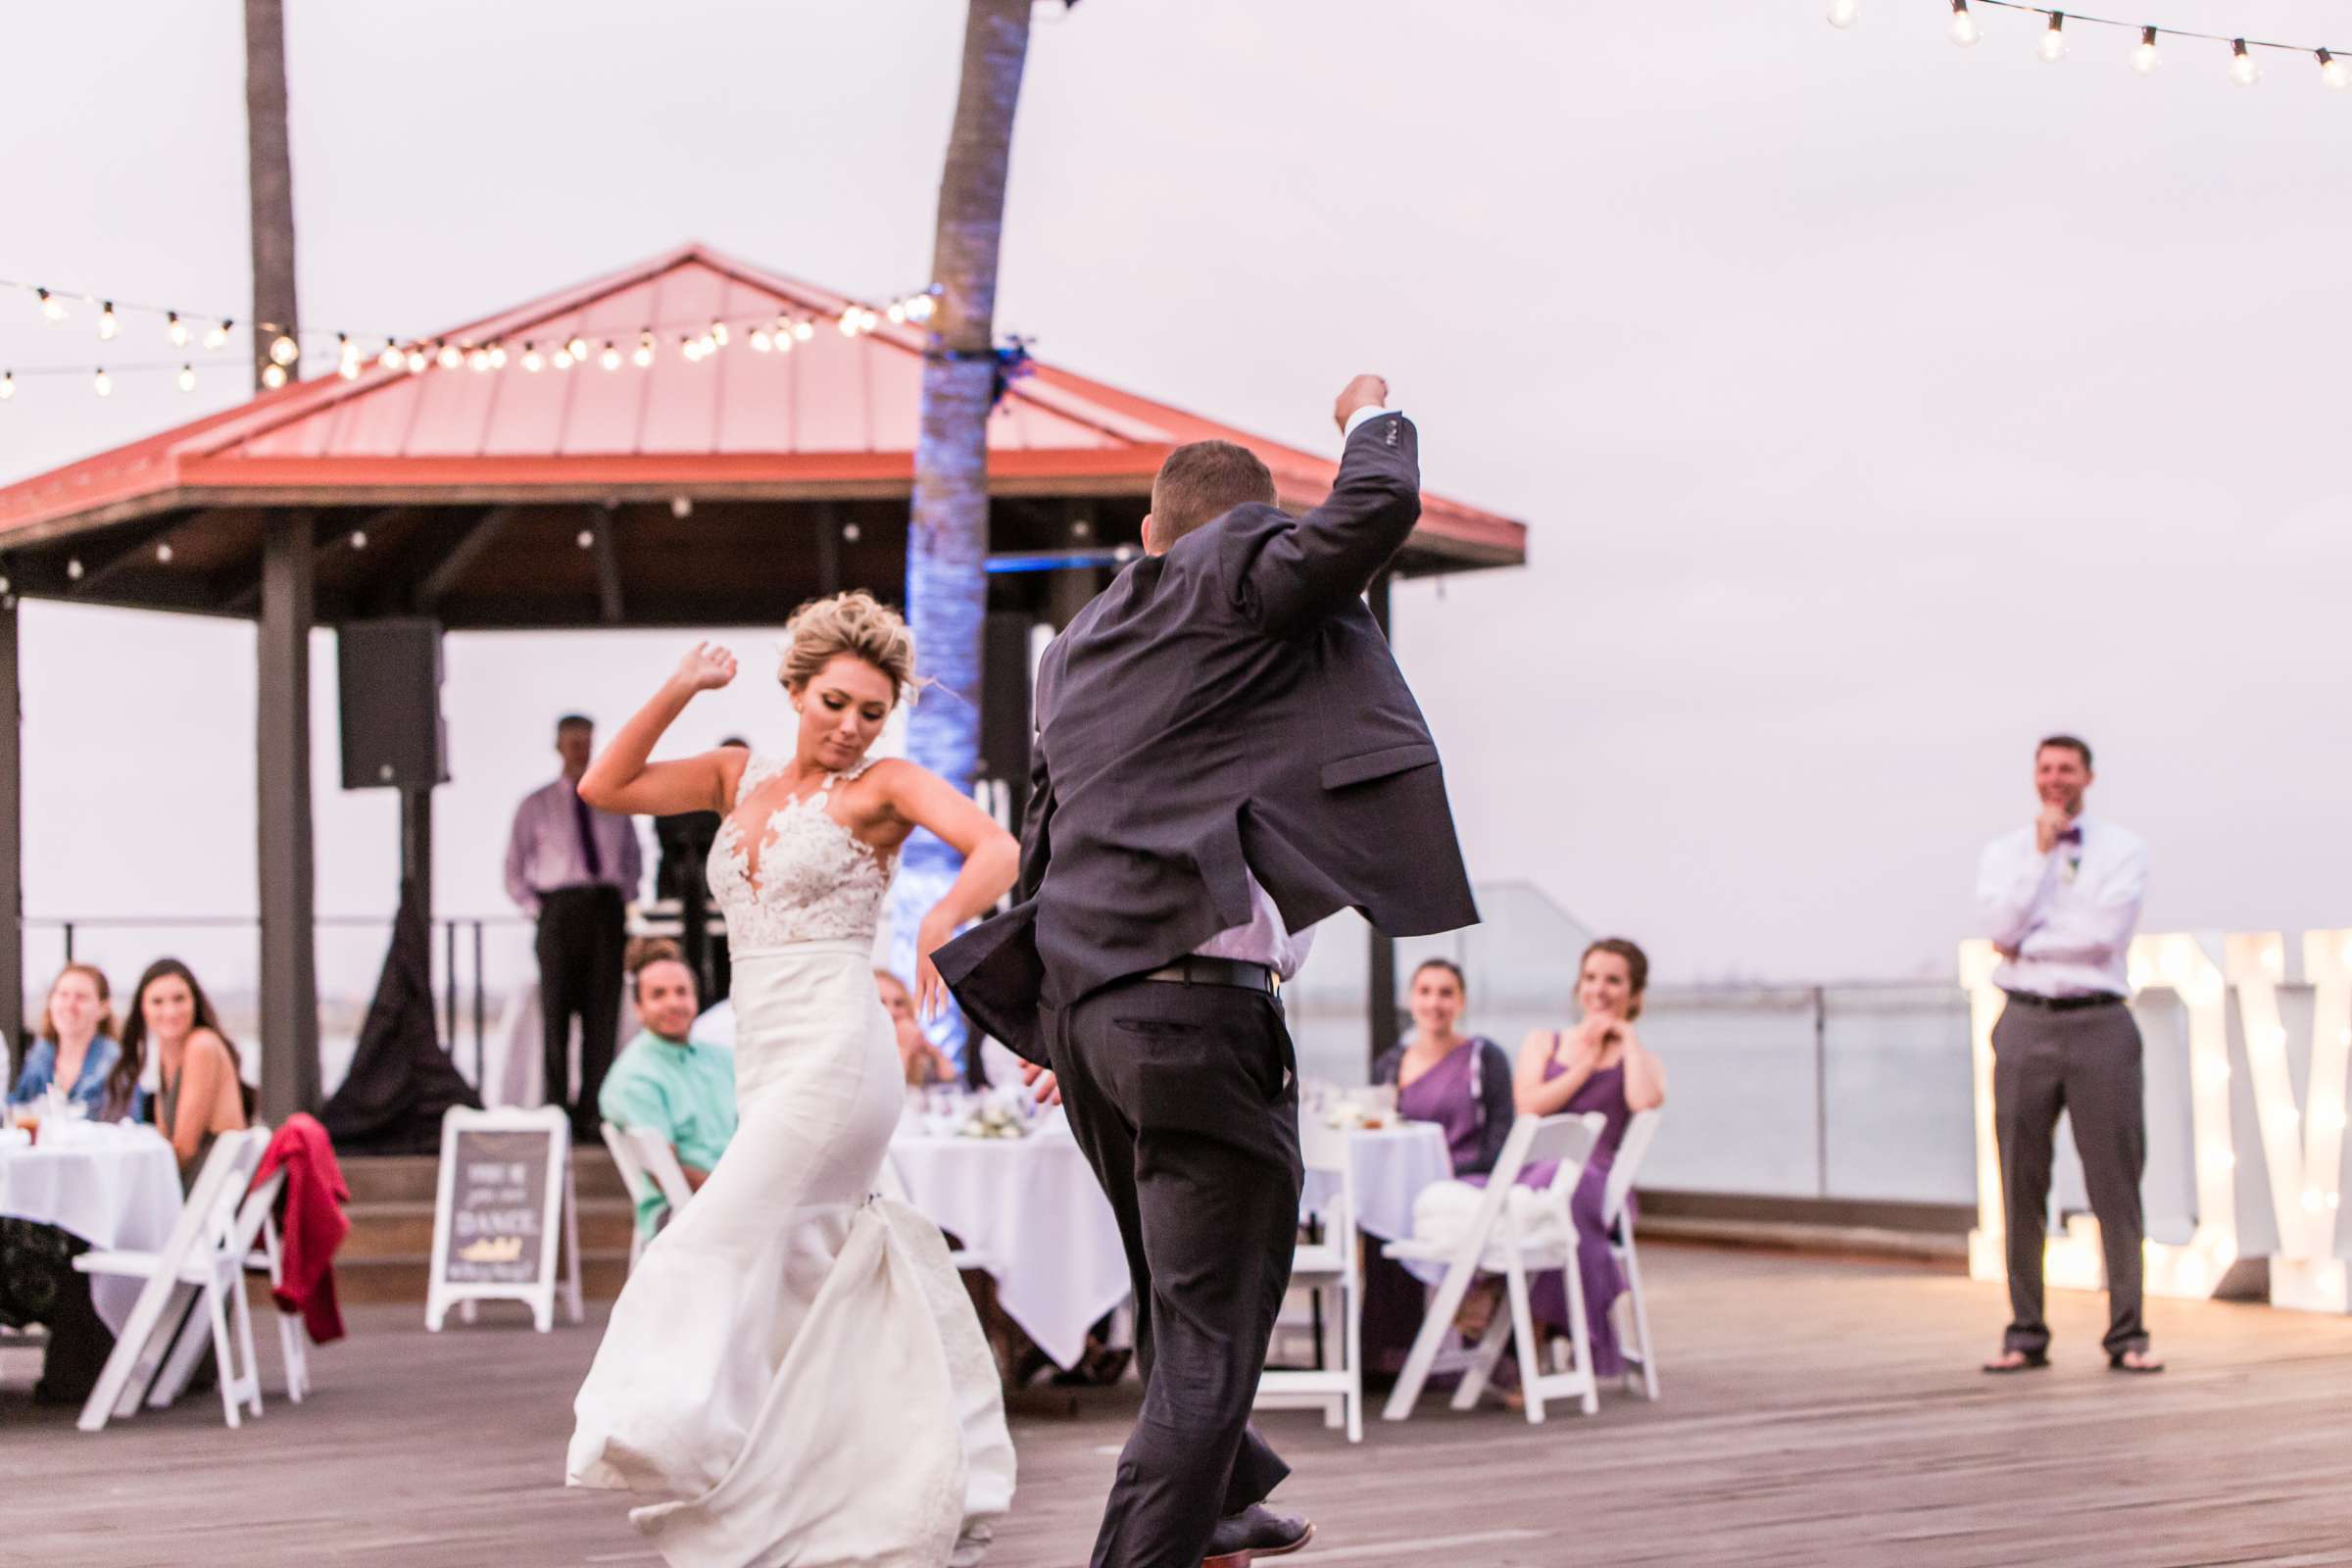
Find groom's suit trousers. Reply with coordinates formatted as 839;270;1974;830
1049;975;1304;1568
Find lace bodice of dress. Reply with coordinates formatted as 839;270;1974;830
708;752;895;951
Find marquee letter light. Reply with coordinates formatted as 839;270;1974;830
1962;934;2235;1302
2229;932;2352;1311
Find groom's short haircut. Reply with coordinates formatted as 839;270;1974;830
1152;441;1277;547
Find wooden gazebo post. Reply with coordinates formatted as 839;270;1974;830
0;592;22;1066
257;511;321;1118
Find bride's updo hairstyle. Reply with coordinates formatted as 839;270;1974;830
777;590;918;707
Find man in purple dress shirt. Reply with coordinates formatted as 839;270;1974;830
505;714;644;1143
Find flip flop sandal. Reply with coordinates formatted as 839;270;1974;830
2108;1351;2165;1374
1982;1349;2050;1374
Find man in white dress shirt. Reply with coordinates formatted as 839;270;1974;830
1976;734;2161;1375
505;713;644;1143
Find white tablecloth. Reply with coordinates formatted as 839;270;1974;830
0;1124;184;1335
888;1126;1130;1371
1302;1122;1453;1242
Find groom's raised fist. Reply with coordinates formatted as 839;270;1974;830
1333;373;1390;433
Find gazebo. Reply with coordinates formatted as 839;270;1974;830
0;242;1528;1119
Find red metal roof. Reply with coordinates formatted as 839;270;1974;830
0;243;1525;566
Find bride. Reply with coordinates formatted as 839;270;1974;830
566;591;1018;1567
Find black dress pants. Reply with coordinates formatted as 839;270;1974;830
1050;975;1304;1568
1992;995;2150;1357
537;885;625;1142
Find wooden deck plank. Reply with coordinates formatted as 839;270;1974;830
6;1244;2352;1566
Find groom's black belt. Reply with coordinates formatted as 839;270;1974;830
1136;956;1279;994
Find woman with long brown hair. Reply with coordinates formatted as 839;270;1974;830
111;958;250;1181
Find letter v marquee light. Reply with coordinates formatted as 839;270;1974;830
1962;931;2352;1313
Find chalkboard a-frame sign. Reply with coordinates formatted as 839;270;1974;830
424;1105;584;1332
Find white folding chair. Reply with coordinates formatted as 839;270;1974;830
877;1152;990;1272
1600;1108;1662;1400
601;1121;696;1272
151;1160;310;1409
1256;1118;1364;1441
1381;1110;1608;1425
74;1127;270;1432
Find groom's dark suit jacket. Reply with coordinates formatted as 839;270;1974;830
938;412;1479;1064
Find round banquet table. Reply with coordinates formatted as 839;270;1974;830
1301;1120;1453;1243
887;1124;1130;1372
0;1122;184;1335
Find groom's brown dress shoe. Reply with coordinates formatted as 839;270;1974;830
1201;1503;1314;1566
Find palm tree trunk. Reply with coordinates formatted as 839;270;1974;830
245;0;298;391
890;0;1034;1063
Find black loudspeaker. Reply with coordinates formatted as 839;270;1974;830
339;618;450;789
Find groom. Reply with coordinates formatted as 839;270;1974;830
939;374;1477;1568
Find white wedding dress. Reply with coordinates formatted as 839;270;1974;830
567;753;1014;1567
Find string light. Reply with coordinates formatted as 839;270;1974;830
269;334;300;367
466;345;491;373
436;342;461;370
36;288;65;323
709;319;729;347
167;311;189;348
521;341;545;372
0;371;13;402
600;340;622;371
91;368;110;398
2230;37;2261;86
2038;12;2066;62
750;325;773;352
378;343;404;370
205;318;231;350
565;335;589;362
177;364;196;393
404;347;428;373
262;363;288;389
634;331;656;368
1850;4;2352;88
552;346;574;370
97;302;119;341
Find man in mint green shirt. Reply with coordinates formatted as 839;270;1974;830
599;942;737;1235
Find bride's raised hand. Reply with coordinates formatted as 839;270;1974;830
672;641;737;694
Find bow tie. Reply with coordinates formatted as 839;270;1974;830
2056;825;2083;846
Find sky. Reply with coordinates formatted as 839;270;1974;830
4;0;2351;993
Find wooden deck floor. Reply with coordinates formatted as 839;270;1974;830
9;1243;2352;1567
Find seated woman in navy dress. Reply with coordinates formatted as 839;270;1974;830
1359;958;1516;1376
1495;937;1668;1379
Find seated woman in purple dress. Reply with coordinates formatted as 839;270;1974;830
1359;959;1517;1376
1498;936;1668;1380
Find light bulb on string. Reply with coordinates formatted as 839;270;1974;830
1948;0;1981;48
2321;48;2350;89
404;348;428;374
600;341;622;371
840;307;861;337
553;347;574;370
206;318;231;350
168;312;189;348
262;363;287;389
694;332;717;358
92;368;111;398
2132;25;2161;74
2230;38;2262;86
634;332;656;368
466;346;491;373
2037;13;2066;63
709;320;729;347
750;326;773;352
859;309;880;333
436;342;461;370
36;288;66;323
908;289;938;324
488;344;509;369
887;301;907;324
1;370;15;402
1828;0;1860;29
679;334;701;364
97;301;118;340
338;333;361;378
177;364;196;393
378;343;404;370
522;342;545;372
565;335;588;362
793;319;813;343
270;334;300;367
